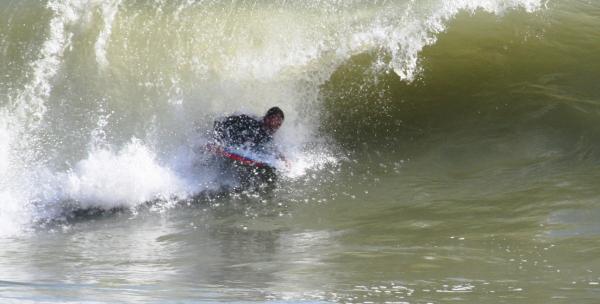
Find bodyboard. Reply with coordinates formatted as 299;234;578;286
206;143;280;169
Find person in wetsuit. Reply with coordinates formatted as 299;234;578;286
212;107;285;189
213;106;284;151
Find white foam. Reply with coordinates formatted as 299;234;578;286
62;138;191;209
0;190;32;237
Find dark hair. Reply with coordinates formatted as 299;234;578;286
265;106;284;119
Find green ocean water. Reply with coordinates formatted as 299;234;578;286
1;0;600;303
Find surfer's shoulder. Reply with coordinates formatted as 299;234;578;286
222;114;259;125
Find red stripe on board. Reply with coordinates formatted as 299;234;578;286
206;144;267;168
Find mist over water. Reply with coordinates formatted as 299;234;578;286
2;0;600;302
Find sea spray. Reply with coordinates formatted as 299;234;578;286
62;138;189;210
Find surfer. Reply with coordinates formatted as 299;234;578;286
213;106;284;151
211;107;286;190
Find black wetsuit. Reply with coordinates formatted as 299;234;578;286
213;114;279;189
213;114;273;151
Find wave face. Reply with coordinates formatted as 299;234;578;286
2;0;600;235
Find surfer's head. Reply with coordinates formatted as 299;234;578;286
262;107;284;135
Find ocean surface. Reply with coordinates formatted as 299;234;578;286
1;0;600;303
